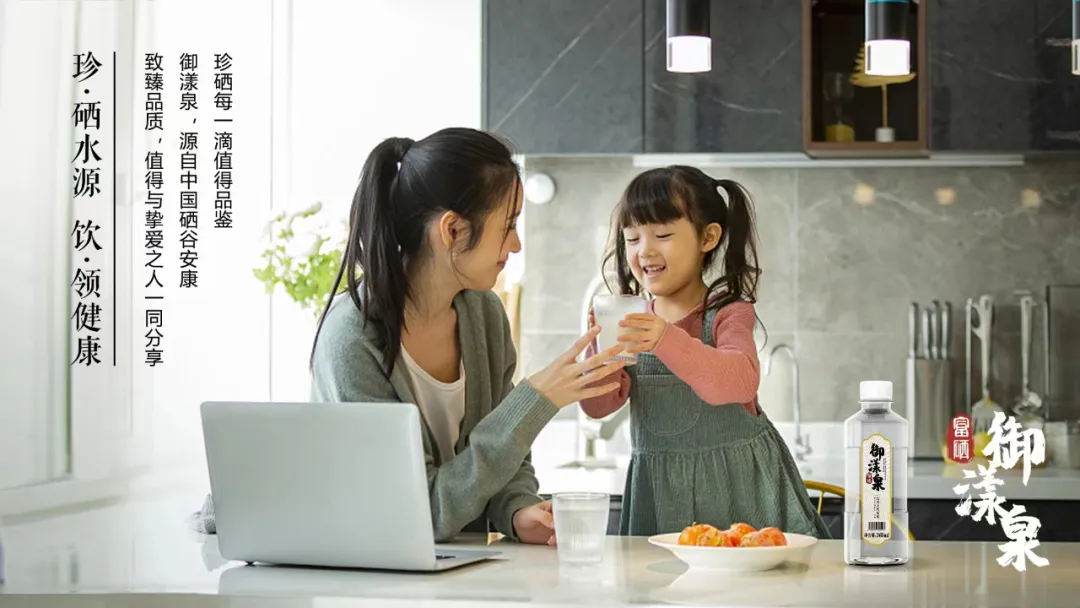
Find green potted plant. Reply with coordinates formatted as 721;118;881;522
252;202;346;317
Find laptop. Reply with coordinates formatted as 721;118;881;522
200;400;501;572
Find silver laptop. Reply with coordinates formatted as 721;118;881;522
200;400;501;572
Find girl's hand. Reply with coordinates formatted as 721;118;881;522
527;326;627;408
513;500;557;546
618;313;669;353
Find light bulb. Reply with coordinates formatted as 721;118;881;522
1073;0;1079;75
865;39;910;77
667;36;711;73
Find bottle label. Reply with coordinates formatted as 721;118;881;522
860;433;892;545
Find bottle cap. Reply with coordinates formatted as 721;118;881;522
860;380;892;401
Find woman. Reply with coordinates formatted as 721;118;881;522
192;127;626;544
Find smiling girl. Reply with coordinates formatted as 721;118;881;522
580;165;830;539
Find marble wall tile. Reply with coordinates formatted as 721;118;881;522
797;331;910;422
796;164;1080;334
519;156;1080;422
724;169;798;335
520;156;638;336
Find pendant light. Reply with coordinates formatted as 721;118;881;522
1072;0;1079;75
865;0;911;77
666;0;710;73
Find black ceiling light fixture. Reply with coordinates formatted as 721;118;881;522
865;0;911;76
666;0;711;73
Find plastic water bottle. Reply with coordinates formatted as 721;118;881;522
844;380;910;566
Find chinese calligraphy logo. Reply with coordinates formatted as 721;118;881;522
861;434;892;545
952;412;1049;572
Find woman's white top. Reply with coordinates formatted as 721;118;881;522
400;346;466;463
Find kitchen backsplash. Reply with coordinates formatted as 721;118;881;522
518;156;1080;423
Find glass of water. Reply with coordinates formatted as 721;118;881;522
553;492;610;565
592;294;647;364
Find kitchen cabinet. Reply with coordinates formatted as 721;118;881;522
928;0;1080;152
805;0;926;156
1032;0;1080;151
482;0;645;155
643;0;804;153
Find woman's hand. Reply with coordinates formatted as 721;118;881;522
513;500;557;546
618;313;669;353
527;326;627;409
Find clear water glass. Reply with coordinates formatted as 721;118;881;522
592;294;647;364
553;492;610;565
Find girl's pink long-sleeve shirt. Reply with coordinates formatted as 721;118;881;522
579;299;761;418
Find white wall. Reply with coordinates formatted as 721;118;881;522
0;0;273;512
134;0;273;472
271;0;485;401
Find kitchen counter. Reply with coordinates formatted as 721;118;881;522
535;457;1080;501
2;490;1079;607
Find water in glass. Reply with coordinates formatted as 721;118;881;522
553;492;609;565
592;295;646;364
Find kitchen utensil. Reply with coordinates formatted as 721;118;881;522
908;356;955;459
928;302;937;358
970;295;1002;434
647;532;818;573
908;302;956;459
908;303;918;359
965;298;974;413
921;308;932;359
929;301;941;359
940;302;951;360
1014;295;1043;419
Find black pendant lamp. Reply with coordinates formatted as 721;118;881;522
865;0;911;76
666;0;711;73
1072;0;1079;75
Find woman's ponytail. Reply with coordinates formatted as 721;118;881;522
312;137;414;375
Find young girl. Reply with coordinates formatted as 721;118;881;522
581;165;830;539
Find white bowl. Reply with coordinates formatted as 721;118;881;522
647;532;819;573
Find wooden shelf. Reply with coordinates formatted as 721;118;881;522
802;0;928;155
806;141;926;158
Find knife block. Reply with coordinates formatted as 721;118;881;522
907;358;956;460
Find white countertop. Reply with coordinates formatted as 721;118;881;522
535;457;1080;501
2;490;1079;607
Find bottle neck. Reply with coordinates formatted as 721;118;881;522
860;400;892;412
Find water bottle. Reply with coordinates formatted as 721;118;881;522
844;380;910;566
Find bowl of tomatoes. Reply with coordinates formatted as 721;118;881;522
648;522;818;572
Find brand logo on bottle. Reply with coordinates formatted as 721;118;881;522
947;413;974;463
860;434;892;545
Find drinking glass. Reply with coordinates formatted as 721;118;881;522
592;294;647;364
553;492;610;565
